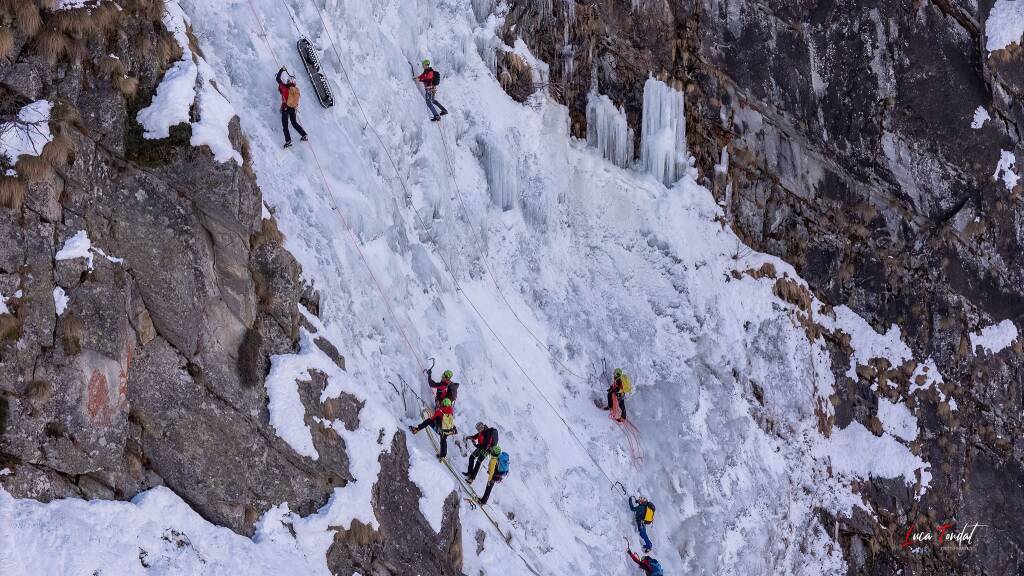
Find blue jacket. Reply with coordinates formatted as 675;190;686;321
629;496;654;524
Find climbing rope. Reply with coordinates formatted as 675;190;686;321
433;122;591;382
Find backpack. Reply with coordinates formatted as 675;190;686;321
620;374;633;394
643;502;656;524
496;452;510;475
430;69;441;87
286;85;300;108
445;381;459;403
440;411;456;434
486;427;498;448
647;558;663;576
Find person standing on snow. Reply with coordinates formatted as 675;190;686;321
409;397;457;462
626;547;664;575
427;367;459;407
605;367;631;422
277;66;308;148
414;59;448;122
629;495;656;552
475;445;508;505
463;422;498;482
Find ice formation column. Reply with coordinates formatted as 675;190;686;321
639;77;688;186
586;90;634;169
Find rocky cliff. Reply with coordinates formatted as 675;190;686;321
0;1;460;574
501;0;1022;574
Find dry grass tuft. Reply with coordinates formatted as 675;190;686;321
0;313;20;341
59;311;83;355
0;28;13;60
157;33;182;67
40;133;71;165
51;99;81;125
34;28;69;63
13;2;43;36
252;215;285;248
0;175;26;210
14;154;52;182
116;75;139;98
97;54;125;79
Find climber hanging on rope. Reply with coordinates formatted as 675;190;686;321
277;66;308;148
471;444;509;505
625;544;664;576
605;367;632;422
629;494;657;552
426;366;459;407
409;397;457;462
414;59;448;122
463;422;499;482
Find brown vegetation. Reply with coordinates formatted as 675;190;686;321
0;175;26;210
58;311;83;355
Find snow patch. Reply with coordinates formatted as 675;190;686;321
877;398;918;441
0;468;9;476
970;319;1019;354
819;305;912;379
986;0;1024;52
137;0;240;163
817;421;930;496
0;100;53;165
55;230;94;269
265;330;323;460
992;149;1020;191
0;486;328;575
408;447;456;532
971;106;990;129
53;287;68;316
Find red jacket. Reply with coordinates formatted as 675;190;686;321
417;68;437;87
628;551;655;574
469;427;497;449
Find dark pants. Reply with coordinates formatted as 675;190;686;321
424;89;447;118
608;391;626;420
480;478;497;504
281;107;306;142
414;416;449;458
466;447;487;480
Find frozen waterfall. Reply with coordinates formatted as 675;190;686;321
586;90;634;169
639;77;688;186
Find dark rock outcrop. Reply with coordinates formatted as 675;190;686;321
0;1;461;573
502;0;1022;574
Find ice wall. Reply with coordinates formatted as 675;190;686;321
586;90;634;169
640;77;688;186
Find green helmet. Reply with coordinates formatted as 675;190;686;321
490;444;502;456
442;369;453;379
614;368;623;377
422;59;430;67
442;397;453;407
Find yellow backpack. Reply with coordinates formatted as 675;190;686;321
441;412;456;434
620;374;633;394
643;504;655;524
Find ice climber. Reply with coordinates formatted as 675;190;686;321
629;495;656;552
474;445;508;505
626;547;664;576
605;367;631;422
409;397;457;462
277;66;308;148
427;367;459;406
414;59;448;121
463;422;499;482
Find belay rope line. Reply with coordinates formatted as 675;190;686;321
243;0;636;564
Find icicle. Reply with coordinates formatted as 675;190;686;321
563;0;576;24
639;77;688;186
471;0;494;22
479;134;519;212
586;90;634;169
